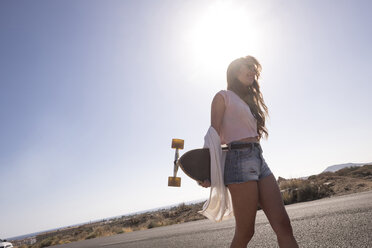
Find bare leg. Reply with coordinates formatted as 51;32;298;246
258;174;299;248
227;181;259;248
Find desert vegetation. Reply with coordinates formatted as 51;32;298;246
13;164;372;248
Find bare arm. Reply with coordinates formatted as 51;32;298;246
211;93;225;136
199;93;225;188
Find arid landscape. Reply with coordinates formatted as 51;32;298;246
12;164;372;248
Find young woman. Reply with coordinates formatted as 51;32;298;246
199;56;299;248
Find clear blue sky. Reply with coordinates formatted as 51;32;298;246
1;0;371;239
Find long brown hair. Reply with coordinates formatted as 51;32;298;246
226;55;269;139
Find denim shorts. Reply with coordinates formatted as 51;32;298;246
224;141;273;186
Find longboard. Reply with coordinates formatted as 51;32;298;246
167;138;227;187
177;148;211;183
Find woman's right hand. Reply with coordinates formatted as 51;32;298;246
198;179;211;188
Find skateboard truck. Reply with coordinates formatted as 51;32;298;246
168;138;184;187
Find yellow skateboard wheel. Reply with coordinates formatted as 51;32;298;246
168;176;181;187
171;139;184;149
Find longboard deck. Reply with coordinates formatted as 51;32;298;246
177;148;210;182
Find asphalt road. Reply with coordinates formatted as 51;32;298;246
51;190;372;248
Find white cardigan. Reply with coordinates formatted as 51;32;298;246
197;126;234;222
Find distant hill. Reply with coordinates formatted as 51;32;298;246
322;162;371;173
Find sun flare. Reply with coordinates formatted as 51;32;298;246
186;1;263;75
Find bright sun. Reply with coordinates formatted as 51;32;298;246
186;1;263;76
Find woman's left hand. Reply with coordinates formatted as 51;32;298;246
198;179;211;188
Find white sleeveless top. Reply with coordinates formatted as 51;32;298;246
217;90;258;144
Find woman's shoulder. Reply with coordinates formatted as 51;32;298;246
216;89;228;96
217;89;233;98
214;89;229;105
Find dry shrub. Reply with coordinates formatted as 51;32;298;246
279;179;304;190
279;179;333;204
147;220;163;229
281;190;293;205
123;227;133;233
112;226;124;234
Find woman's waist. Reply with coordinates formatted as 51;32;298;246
225;137;261;151
223;136;259;145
